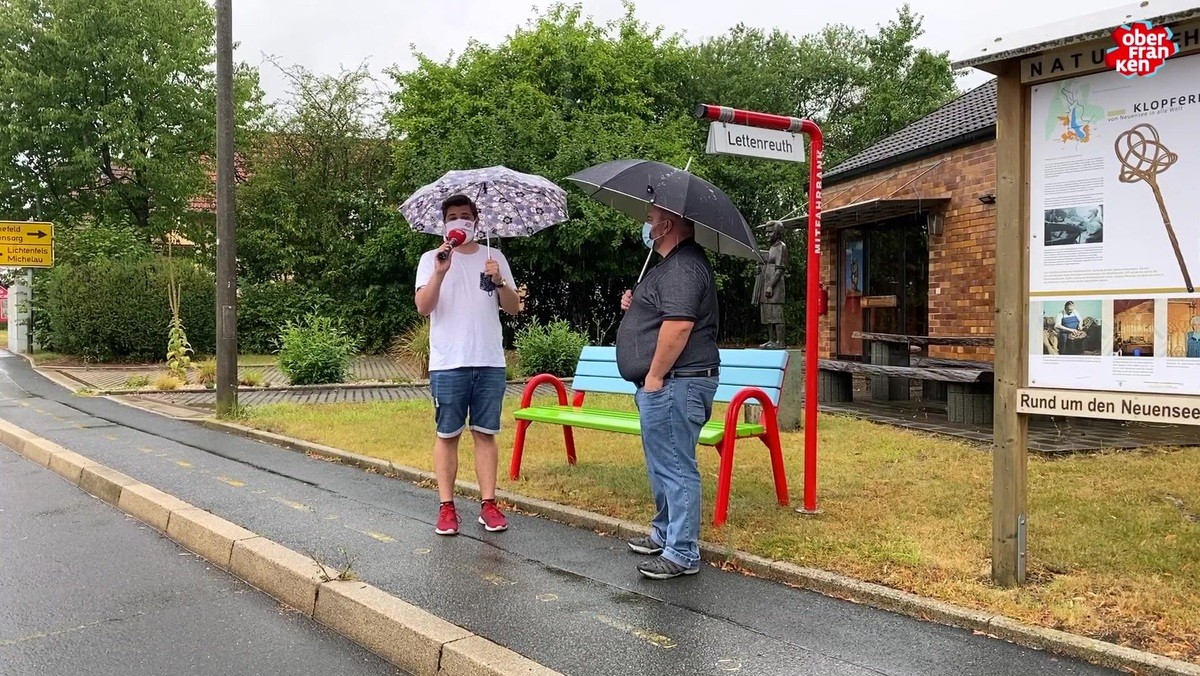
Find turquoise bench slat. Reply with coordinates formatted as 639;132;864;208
574;360;784;391
570;375;635;395
566;375;780;405
570;345;787;405
717;384;779;404
580;345;616;361
718;349;789;370
581;346;788;369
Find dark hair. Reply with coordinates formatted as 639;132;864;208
441;194;478;220
1064;301;1075;311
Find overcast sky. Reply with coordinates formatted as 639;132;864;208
229;0;1130;103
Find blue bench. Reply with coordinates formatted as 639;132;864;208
509;346;791;527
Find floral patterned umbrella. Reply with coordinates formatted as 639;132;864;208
399;166;569;251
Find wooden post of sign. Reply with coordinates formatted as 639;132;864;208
992;60;1030;587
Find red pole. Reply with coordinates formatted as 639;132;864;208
694;104;822;513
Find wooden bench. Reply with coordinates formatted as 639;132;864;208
817;332;995;424
510;346;790;527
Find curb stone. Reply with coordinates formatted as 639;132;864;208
197;418;1200;676
0;418;561;676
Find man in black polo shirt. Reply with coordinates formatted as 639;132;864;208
616;205;720;580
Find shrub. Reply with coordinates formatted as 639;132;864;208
388;319;430;379
123;374;150;389
193;359;218;386
514;318;587;378
35;256;216;362
239;370;266;387
276;314;358;385
238;281;335;355
153;373;183;390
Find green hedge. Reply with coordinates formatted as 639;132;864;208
37;256;216;362
238;281;335;355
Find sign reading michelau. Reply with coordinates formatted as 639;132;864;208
0;221;54;268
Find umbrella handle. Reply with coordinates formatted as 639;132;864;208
635;247;654;285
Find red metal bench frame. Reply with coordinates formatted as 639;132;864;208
509;374;788;527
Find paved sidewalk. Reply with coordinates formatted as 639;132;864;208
43;355;421;390
131;382;528;411
0;351;1119;676
0;446;400;676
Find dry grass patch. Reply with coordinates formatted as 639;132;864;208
243;394;1200;662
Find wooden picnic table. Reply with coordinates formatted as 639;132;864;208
852;331;994;347
817;332;996;424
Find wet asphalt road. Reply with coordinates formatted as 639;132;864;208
0;446;401;676
0;352;1120;676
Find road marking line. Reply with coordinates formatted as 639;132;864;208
716;659;742;672
175;460;193;468
412;548;431;555
272;497;311;512
139;447;155;454
0;620;103;647
343;525;394;542
480;572;516;587
103;434;118;441
594;614;676;649
217;476;244;487
536;593;558;602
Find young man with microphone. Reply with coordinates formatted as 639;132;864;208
415;194;521;536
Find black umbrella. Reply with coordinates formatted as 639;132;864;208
565;159;763;263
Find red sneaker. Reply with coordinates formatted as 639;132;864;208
478;500;508;532
435;503;459;536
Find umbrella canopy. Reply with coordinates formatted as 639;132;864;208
400;165;569;239
565;159;762;261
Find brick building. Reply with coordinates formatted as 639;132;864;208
815;80;998;363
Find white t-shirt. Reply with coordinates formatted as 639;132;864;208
415;245;515;372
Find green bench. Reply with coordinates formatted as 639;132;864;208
509;346;791;527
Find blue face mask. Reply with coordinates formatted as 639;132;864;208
642;222;660;249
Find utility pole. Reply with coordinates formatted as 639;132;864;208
214;0;238;416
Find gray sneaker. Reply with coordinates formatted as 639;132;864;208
627;536;663;555
637;556;700;580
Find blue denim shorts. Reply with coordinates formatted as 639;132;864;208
429;367;507;438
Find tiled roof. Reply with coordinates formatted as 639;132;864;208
826;79;997;184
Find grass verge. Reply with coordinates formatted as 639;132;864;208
242;394;1200;663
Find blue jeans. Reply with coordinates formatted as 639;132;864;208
634;376;718;569
429;367;507;438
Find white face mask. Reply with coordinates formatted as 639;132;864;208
444;218;475;238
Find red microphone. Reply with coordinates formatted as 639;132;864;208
437;228;468;261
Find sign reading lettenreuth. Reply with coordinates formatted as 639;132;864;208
706;122;806;163
0;221;54;267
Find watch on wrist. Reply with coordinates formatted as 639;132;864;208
495;277;507;288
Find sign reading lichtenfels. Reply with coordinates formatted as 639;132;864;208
1024;49;1200;420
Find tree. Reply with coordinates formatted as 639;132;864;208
388;2;958;344
238;61;394;284
0;0;263;241
389;2;700;342
236;61;413;352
